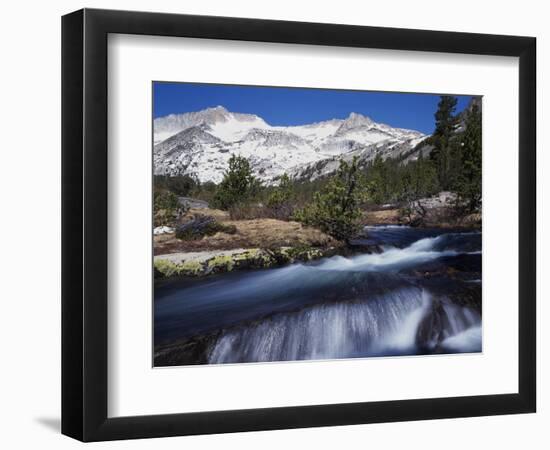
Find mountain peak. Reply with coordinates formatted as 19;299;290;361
333;112;375;136
346;112;374;125
206;105;228;113
197;105;231;124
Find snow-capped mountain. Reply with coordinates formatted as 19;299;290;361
153;105;427;184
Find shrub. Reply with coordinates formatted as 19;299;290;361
294;157;368;242
266;173;295;220
153;188;186;227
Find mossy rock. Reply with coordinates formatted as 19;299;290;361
206;255;235;273
180;260;203;276
233;249;277;270
154;259;181;278
155;245;336;280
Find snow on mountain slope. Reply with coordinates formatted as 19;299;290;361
153;106;427;184
280;119;342;146
290;135;428;182
154;106;269;144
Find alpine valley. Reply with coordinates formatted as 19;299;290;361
153;106;428;184
153;94;483;367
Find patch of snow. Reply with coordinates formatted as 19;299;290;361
154;226;174;235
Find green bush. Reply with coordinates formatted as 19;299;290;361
266;173;295;220
153;188;186;227
212;155;261;210
294;157;368;242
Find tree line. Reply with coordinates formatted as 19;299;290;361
362;95;481;212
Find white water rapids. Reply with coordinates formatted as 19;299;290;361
154;228;482;365
208;288;481;364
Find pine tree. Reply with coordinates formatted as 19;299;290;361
294;157;368;242
408;153;438;200
267;174;293;206
368;154;389;204
431;96;458;189
212;155;260;210
456;103;482;212
266;173;295;219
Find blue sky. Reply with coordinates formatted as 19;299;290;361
153;82;476;134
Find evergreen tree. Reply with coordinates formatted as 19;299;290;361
267;174;293;206
294;157;368;242
362;152;439;206
431;96;458;189
267;173;295;219
212;155;260;210
402;153;439;201
368;155;389;204
456;103;482;212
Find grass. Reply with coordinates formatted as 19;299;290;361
154;208;340;255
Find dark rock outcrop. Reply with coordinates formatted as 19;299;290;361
175;215;237;240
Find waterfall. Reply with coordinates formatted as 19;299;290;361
208;289;481;364
440;326;482;353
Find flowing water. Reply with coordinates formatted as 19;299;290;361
154;226;482;366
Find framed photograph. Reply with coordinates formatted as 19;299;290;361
62;8;536;441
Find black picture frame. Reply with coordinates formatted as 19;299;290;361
62;8;536;442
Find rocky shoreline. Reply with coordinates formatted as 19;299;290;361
153;224;479;280
362;192;482;229
154;245;341;279
153;192;480;280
